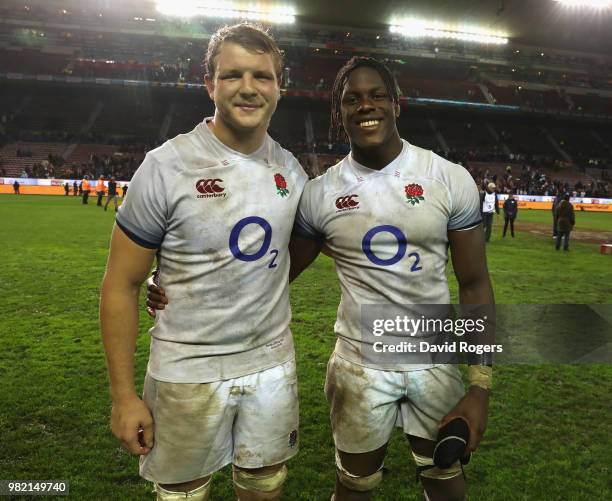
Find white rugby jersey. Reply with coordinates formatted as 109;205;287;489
482;192;496;213
117;119;308;383
294;140;481;371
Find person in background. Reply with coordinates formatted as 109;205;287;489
555;194;575;251
81;176;90;204
96;175;106;206
551;190;563;238
502;192;518;238
13;180;20;194
104;176;119;212
121;183;128;198
73;180;78;196
480;182;499;242
64;182;70;196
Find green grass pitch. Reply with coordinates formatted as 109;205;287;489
1;194;611;500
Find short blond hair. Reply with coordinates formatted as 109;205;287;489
205;23;283;80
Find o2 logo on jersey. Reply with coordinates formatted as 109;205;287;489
196;178;227;199
229;216;279;269
362;224;422;271
335;194;359;212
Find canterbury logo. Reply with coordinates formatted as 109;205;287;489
196;179;224;194
335;195;359;210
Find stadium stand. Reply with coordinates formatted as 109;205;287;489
0;0;609;197
397;116;440;152
432;117;499;152
0;142;66;178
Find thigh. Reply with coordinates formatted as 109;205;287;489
399;365;464;441
233;359;300;469
325;353;402;454
139;373;237;484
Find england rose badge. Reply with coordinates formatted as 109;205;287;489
405;183;425;205
274;173;289;197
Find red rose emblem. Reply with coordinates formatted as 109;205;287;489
404;183;425;205
274;173;287;189
405;184;424;197
274;173;289;197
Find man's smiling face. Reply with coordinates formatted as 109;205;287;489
340;66;400;153
205;42;280;136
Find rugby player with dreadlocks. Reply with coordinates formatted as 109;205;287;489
289;57;494;501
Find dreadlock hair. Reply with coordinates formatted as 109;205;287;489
329;57;401;143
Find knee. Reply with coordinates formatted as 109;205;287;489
413;451;466;501
232;463;287;494
156;475;212;500
413;451;464;482
335;450;383;494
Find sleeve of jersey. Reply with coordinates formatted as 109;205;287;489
293;179;324;240
115;153;168;249
447;165;483;232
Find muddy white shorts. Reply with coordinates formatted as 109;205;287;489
325;353;464;454
139;358;299;484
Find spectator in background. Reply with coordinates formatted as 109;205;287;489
552;191;564;238
13;180;20;194
104;176;119;212
73;180;78;196
96;175;106;207
81;176;90;204
121;183;128;198
64;182;70;196
78;182;82;196
502;193;518;238
480;182;499;242
555;194;575;251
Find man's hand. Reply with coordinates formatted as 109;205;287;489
439;386;489;452
145;277;168;318
111;396;155;455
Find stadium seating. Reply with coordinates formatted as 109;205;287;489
89;96;168;140
166;100;214;138
0;142;66;177
0;4;608;196
491;121;562;158
13;95;95;136
0;48;69;75
397;116;439;151
65;144;125;165
432;118;498;152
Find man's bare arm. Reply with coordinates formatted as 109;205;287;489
448;225;494;305
100;223;157;454
442;225;495;452
289;234;323;283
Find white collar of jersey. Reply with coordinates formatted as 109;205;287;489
348;139;409;180
197;117;271;165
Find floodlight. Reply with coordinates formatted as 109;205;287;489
389;18;508;45
554;0;612;7
155;0;296;23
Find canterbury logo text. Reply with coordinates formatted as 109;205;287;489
196;179;227;198
335;195;359;211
